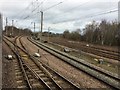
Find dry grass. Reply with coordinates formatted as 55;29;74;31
43;36;118;51
42;36;119;74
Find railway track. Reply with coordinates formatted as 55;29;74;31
3;36;80;89
28;37;120;90
3;40;28;88
18;36;80;89
14;53;48;89
3;39;30;88
3;38;49;89
79;45;119;61
48;40;119;61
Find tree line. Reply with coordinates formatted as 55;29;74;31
3;26;32;37
62;20;119;46
3;19;119;46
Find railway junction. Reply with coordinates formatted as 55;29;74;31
1;0;120;89
2;35;120;89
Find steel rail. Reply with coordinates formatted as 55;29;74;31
28;37;120;90
3;38;32;89
19;36;80;89
29;37;119;80
14;37;61;90
4;36;63;90
49;41;119;61
4;37;53;89
19;36;81;89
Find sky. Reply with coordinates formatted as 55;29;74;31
0;0;119;33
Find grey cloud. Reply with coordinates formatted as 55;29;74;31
42;1;118;24
0;0;119;33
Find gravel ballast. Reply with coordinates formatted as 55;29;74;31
21;36;111;89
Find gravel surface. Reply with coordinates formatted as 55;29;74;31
2;41;17;88
21;36;111;89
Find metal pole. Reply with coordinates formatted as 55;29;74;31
6;17;8;35
48;27;50;42
12;20;14;36
34;22;35;33
34;22;35;38
118;1;120;23
40;11;43;41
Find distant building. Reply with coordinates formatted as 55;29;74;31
118;1;120;23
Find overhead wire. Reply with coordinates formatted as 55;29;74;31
13;0;118;32
21;0;45;20
44;1;117;24
10;0;37;29
43;2;63;12
18;0;64;29
13;1;34;19
5;0;89;30
52;0;91;18
14;0;41;24
52;9;118;24
14;0;64;25
32;0;46;12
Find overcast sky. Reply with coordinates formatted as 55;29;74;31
0;0;119;33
